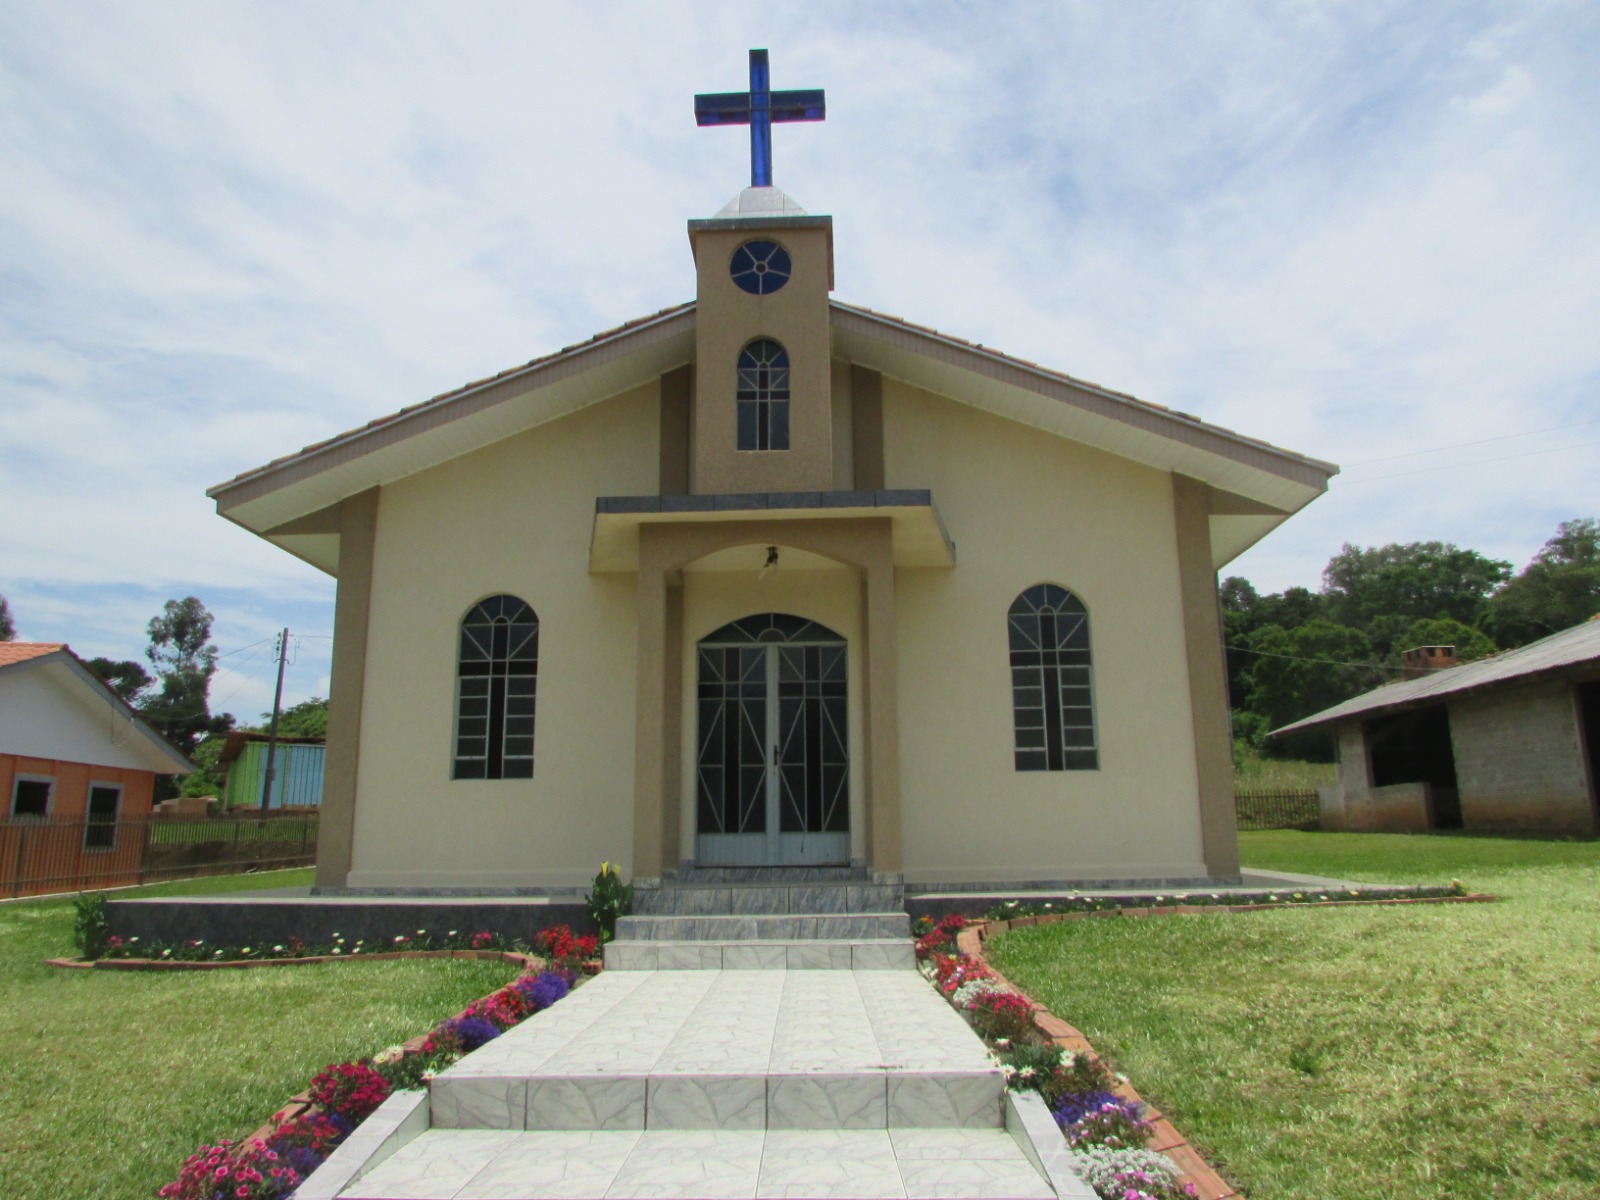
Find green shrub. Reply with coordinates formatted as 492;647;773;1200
72;893;110;960
585;861;633;944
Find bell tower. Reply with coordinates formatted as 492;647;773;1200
688;51;835;494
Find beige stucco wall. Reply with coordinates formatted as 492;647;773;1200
675;561;867;867
691;226;833;494
883;379;1211;883
346;383;658;887
1451;682;1597;834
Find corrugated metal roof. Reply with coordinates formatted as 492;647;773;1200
1274;617;1600;735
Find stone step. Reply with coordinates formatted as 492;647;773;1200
334;1126;1055;1200
633;881;905;916
615;911;910;942
428;970;1002;1133
664;865;873;884
603;938;915;971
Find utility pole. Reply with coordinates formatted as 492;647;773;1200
259;628;289;821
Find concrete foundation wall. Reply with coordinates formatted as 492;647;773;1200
1450;682;1597;834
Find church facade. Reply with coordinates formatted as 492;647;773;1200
210;179;1333;893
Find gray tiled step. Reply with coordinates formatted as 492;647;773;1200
666;865;871;884
335;1127;1055;1200
616;912;910;941
428;970;1001;1134
633;881;905;916
602;938;915;971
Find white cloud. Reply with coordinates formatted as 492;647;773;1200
1;0;1597;651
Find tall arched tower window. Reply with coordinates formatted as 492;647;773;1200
736;338;790;451
1008;584;1098;771
453;595;539;780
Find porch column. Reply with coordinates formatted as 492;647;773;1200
317;488;378;889
1172;474;1242;876
862;530;903;874
631;531;677;882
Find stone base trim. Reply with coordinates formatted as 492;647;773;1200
47;949;546;972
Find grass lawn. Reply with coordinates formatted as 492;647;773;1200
0;869;523;1200
986;831;1600;1200
1232;757;1336;790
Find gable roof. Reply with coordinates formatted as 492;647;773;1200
0;643;196;774
209;300;1336;573
1274;617;1600;736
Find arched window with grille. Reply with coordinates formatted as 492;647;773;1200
736;338;790;451
1008;584;1098;771
453;595;538;779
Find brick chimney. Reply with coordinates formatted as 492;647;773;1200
1401;645;1459;679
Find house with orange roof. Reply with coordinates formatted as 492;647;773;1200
0;642;194;896
209;131;1335;896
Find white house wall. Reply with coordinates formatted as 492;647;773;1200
0;663;172;773
347;383;658;888
883;379;1209;884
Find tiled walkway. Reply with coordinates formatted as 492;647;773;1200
339;1127;1055;1199
318;969;1079;1199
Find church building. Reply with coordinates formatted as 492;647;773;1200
209;54;1334;894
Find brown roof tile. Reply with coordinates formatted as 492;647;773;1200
0;642;66;667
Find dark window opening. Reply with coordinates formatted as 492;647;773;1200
1578;679;1600;821
736;338;791;451
454;595;539;780
1009;584;1098;772
84;785;120;850
1366;705;1460;828
11;778;51;819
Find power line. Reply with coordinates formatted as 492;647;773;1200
1343;416;1600;467
1226;642;1407;673
1335;437;1600;485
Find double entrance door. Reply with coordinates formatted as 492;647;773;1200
694;613;850;867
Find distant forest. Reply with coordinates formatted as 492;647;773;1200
1225;517;1600;761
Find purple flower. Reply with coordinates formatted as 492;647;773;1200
515;971;570;1012
443;1016;502;1051
1052;1090;1123;1128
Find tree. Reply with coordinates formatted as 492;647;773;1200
140;597;231;757
0;594;13;640
1395;617;1498;664
179;734;230;800
1219;579;1324;706
85;657;153;705
1244;619;1388;760
1487;518;1600;647
259;697;329;739
1321;541;1509;656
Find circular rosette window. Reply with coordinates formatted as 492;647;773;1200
729;239;792;295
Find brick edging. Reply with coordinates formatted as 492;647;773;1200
955;921;1241;1200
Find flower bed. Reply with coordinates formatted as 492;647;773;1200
155;924;592;1200
914;913;1200;1200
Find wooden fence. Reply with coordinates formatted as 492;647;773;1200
1233;788;1322;831
0;812;318;899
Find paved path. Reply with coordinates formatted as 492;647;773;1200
307;968;1080;1200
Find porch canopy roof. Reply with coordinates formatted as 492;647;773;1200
1274;618;1600;737
208;300;1336;576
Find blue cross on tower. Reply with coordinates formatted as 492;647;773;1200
695;49;825;189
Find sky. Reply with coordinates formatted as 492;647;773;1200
2;1;1597;723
